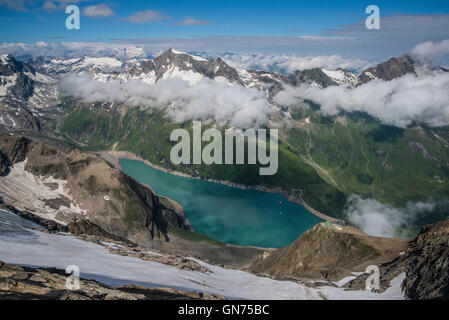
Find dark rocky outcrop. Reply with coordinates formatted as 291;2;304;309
401;219;449;299
358;54;417;84
344;218;449;299
0;150;10;176
0;54;35;100
0;135;30;165
65;219;136;245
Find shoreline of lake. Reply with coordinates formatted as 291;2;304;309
99;150;341;224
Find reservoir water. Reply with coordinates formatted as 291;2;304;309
119;159;322;248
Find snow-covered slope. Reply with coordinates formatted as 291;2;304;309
30;56;132;82
0;160;86;225
0;209;405;300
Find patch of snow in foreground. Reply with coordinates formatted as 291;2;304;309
0;210;405;300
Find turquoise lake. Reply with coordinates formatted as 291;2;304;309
119;159;322;248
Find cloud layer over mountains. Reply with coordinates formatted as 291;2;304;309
60;64;449;129
411;39;449;66
276;70;449;128
345;195;435;237
221;53;374;74
60;75;272;128
35;37;449;129
0;41;376;73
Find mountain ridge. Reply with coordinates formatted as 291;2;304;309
0;134;191;244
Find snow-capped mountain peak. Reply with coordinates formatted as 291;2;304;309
127;48;243;85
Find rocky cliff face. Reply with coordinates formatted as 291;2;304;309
401;219;449;299
344;218;449;299
0;134;191;245
1;54;58;133
0;54;35;100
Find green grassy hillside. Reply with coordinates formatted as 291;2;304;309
286;104;449;207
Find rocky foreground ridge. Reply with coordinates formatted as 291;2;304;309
250;219;449;299
0;260;223;300
249;223;408;281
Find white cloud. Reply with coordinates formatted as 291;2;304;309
298;35;355;41
412;39;449;57
2;13;449;59
327;14;449;46
42;0;83;12
221;53;374;74
107;14;449;59
0;41;375;76
411;39;449;66
272;87;301;106
0;42;373;73
83;4;114;18
42;1;60;12
122;10;169;23
176;18;213;26
59;75;273;128
276;70;449;128
345;195;434;237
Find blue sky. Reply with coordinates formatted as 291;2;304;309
1;0;449;58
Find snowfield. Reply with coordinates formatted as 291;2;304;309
0;160;87;224
0;209;406;300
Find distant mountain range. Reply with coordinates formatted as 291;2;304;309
0;48;429;133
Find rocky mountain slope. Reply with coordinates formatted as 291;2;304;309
251;218;449;299
249;222;408;281
401;219;449;299
0;134;191;245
